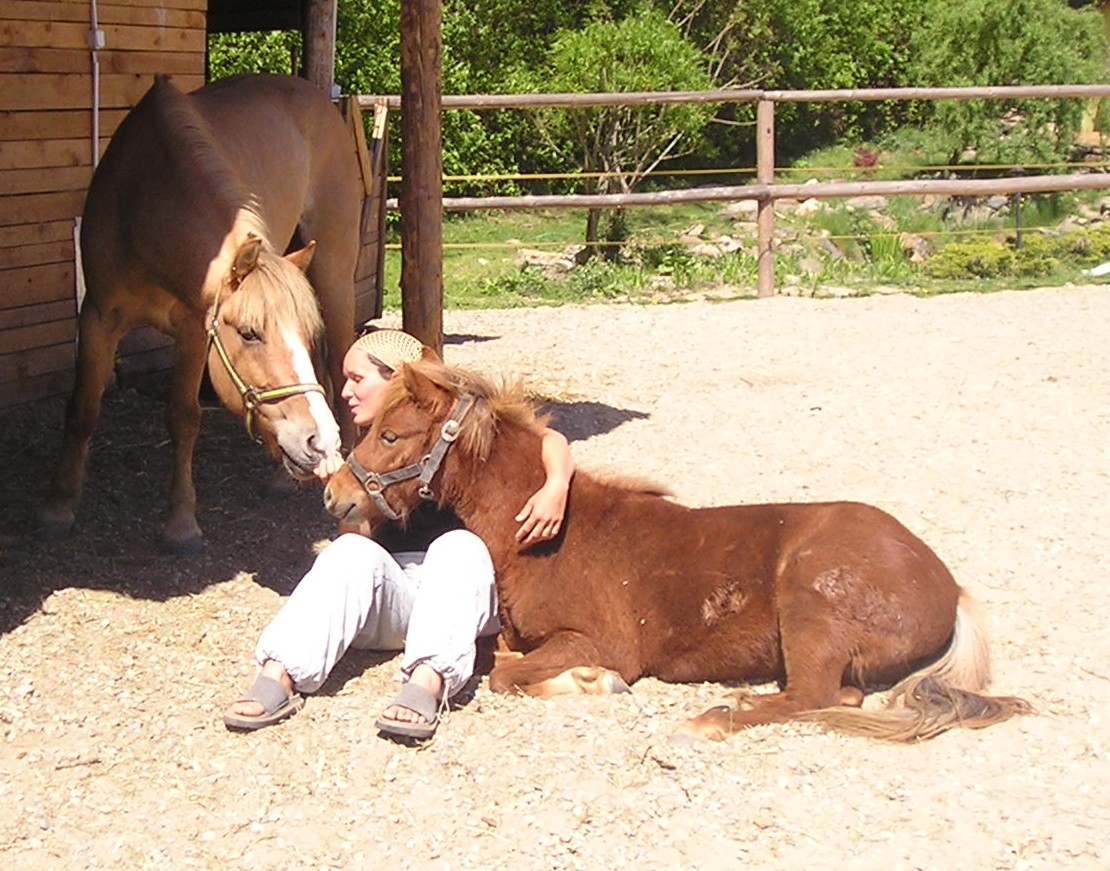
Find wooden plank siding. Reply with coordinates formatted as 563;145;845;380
1;0;207;408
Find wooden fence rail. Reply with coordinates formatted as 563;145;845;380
357;84;1110;298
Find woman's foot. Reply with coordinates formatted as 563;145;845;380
223;661;301;730
375;664;445;739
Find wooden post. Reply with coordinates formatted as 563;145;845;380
399;0;444;355
755;99;775;299
304;0;337;94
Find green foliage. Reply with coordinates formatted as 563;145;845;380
208;1;1110;201
922;221;1110;281
333;0;401;95
527;7;715;192
670;0;930;161
207;31;300;79
905;0;1109;166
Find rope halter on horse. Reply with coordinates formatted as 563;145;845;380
206;292;326;444
344;394;475;521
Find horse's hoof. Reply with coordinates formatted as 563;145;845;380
264;468;299;497
37;520;74;542
38;505;75;541
163;535;204;556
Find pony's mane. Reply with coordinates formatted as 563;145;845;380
393;360;548;462
588;468;674;498
390;359;675;496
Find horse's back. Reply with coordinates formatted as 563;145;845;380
190;75;360;247
81;74;360;318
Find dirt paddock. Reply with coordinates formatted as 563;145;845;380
1;286;1108;869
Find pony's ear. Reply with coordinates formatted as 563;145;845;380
284;240;316;273
401;364;452;412
231;236;264;282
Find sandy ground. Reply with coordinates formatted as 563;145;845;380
1;285;1109;869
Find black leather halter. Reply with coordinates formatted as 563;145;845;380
344;394;474;521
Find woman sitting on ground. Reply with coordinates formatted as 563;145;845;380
223;328;574;739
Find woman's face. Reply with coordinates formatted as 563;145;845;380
340;348;392;427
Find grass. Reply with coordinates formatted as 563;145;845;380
377;148;1110;311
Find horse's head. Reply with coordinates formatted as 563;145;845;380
206;236;341;479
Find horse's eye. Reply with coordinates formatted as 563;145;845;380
237;325;262;344
380;430;398;445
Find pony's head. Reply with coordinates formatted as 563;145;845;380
206;235;341;478
323;359;542;530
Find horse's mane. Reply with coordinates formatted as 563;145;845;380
392;360;549;463
228;257;325;342
150;79;323;340
152;77;262;225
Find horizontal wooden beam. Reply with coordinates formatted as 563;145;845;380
429;172;1110;213
358;83;1110;113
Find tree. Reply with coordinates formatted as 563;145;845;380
905;0;1109;167
525;7;715;255
665;0;930;163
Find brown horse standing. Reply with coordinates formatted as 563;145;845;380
323;362;1031;742
41;74;361;553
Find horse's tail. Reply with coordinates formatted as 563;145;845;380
805;590;1032;742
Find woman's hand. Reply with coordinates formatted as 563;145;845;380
515;426;575;547
313;451;345;481
515;478;568;546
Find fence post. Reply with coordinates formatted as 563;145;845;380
756;99;775;298
399;0;445;355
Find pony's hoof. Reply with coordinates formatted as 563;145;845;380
666;730;698;749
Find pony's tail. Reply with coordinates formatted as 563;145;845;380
805;591;1032;742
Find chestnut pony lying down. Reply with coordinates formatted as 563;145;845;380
324;361;1030;742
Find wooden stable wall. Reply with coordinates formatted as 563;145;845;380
0;0;206;409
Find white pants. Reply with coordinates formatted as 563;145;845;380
255;530;498;699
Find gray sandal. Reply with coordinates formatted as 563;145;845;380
223;675;303;731
375;682;445;740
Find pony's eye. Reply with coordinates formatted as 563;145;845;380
380;430;398;445
237;325;262;344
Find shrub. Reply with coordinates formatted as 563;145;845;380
924;241;1016;278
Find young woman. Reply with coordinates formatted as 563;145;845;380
223;328;574;739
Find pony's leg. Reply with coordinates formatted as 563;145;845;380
520;666;631;699
161;321;208;554
489;632;629;698
675;615;857;741
40;302;128;538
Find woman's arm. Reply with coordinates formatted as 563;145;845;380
515;426;575;546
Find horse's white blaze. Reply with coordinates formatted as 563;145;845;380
285;325;341;456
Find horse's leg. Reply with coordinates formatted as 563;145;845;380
161;320;208;554
489;632;629;698
40;301;129;538
304;231;357;445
